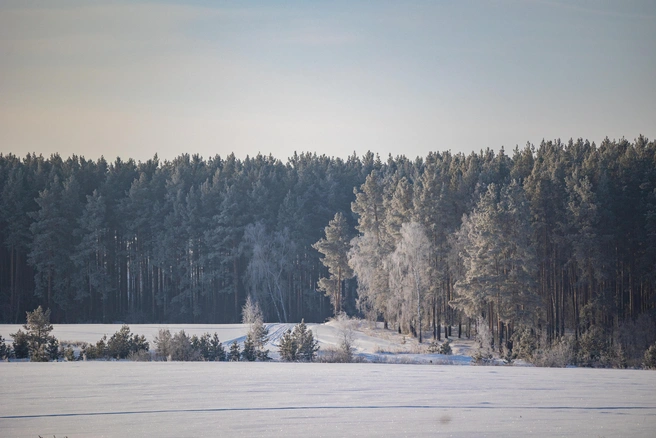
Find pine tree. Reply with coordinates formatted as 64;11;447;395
278;329;297;361
0;335;11;359
16;306;56;361
294;319;319;362
11;329;29;359
241;334;257;361
278;320;319;362
229;341;241;361
313;212;354;315
452;182;541;352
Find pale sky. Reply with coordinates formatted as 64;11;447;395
1;0;655;163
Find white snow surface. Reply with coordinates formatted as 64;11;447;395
1;323;655;436
1;362;655;437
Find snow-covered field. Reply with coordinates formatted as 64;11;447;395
1;324;655;437
2;363;655;437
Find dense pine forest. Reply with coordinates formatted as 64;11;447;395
1;137;655;350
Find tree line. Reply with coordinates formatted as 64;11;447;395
1;137;655;351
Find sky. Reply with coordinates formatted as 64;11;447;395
1;0;655;163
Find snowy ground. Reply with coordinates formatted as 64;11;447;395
1;323;655;436
1;362;655;437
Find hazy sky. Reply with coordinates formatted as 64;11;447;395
1;0;655;163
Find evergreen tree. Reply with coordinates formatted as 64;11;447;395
452;182;541;352
0;335;11;359
241;334;257;361
242;296;270;360
278;320;319;362
278;329;296;361
313;212;354;315
229;340;241;361
14;306;57;361
11;329;29;359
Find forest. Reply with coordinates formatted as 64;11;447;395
1;136;655;351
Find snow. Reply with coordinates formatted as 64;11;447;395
1;362;655;437
1;323;655;436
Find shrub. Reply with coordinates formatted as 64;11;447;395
46;337;60;361
153;329;172;360
644;343;656;370
577;325;608;367
11;329;29;359
107;325;149;359
438;340;452;355
170;330;200;361
510;326;537;361
0;335;11;360
319;324;353;363
64;346;75;361
128;349;152;361
532;336;575;368
82;335;108;360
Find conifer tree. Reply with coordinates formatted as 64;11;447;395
0;335;12;359
313;212;354;315
278;320;319;362
452;182;540;351
241;334;257;361
229;341;241;361
14;306;56;361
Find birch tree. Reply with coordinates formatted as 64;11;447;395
389;221;431;342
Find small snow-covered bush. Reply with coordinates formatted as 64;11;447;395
11;329;29;359
153;329;172;360
532;336;575;368
577;325;608;367
0;335;11;360
428;339;452;355
439;340;452;355
169;330;200;361
63;346;75;362
82;335;108;360
644;343;656;370
128;349;152;362
319;326;354;363
510;326;537;361
107;325;149;359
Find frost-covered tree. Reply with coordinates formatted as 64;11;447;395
389;222;432;342
242;295;270;360
13;306;57;361
313;212;353;315
452;182;540;351
243;222;295;322
349;171;393;323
